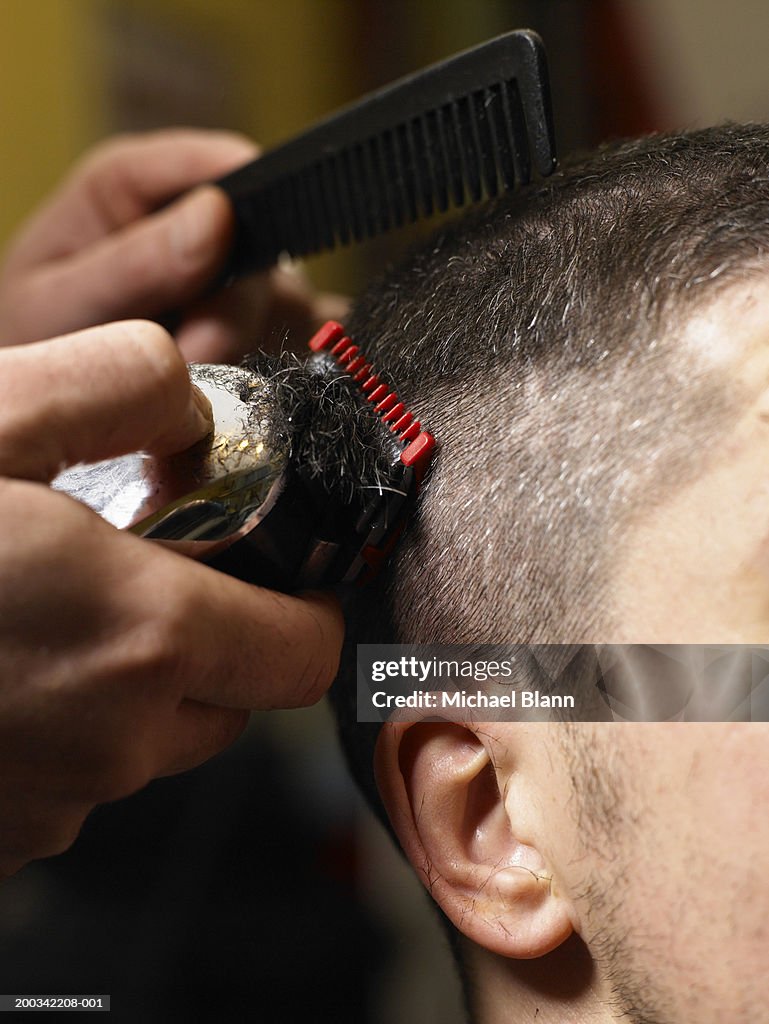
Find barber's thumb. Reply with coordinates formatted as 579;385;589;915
0;320;213;481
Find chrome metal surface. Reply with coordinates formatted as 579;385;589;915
53;364;287;554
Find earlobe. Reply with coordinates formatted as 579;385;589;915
374;721;574;959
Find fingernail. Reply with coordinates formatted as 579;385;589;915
189;383;214;438
170;187;226;260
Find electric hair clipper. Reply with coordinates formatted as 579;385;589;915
54;323;435;591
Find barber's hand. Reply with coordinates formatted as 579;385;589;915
0;129;348;362
0;320;343;879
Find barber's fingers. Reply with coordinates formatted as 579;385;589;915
160;701;250;775
0;791;92;865
177;265;352;363
189;585;344;710
183;576;344;711
4;129;258;270
10;187;237;336
0;131;259;343
176;272;273;363
136;543;345;711
0;321;212;481
0;699;247;875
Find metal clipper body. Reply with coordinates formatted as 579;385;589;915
54;323;435;591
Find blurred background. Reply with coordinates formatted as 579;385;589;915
5;0;769;294
0;1;767;1021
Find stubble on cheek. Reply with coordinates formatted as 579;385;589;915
553;725;674;1024
557;724;769;1024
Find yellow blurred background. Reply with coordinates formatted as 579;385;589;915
6;0;769;297
0;0;512;295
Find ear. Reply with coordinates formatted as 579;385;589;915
374;721;574;959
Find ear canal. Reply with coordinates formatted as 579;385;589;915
376;721;574;959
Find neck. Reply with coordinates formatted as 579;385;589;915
463;934;615;1024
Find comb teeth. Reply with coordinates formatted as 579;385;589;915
307;322;428;445
250;86;533;255
219;30;556;275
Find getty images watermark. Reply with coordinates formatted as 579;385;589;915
356;645;769;722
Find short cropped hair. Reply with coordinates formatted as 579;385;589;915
330;122;769;814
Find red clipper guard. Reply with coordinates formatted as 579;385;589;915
307;320;436;583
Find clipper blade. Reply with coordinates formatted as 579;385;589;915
54;326;436;591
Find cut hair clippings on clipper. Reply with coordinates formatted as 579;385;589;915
53;322;436;592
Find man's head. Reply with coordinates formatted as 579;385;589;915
345;122;769;645
331;124;769;1022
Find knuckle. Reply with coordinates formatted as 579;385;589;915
124;585;196;686
0;352;34;462
0;275;33;339
77;134;140;210
68;613;193;800
0;480;65;559
81;132;139;173
126;611;187;685
0;410;26;469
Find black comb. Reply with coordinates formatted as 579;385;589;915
217;29;556;276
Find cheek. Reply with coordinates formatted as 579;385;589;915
611;439;769;642
686;725;769;852
553;725;769;1024
577;726;769;976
